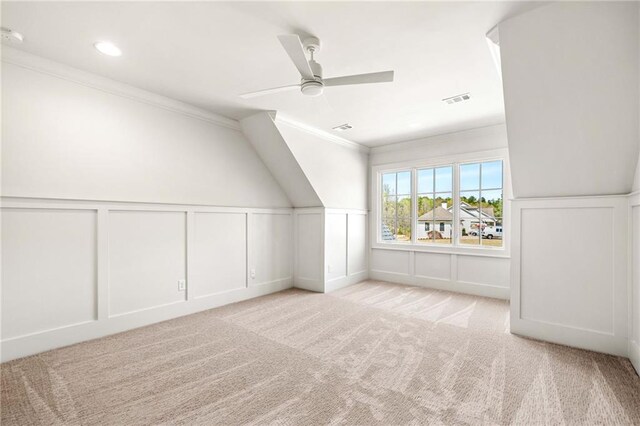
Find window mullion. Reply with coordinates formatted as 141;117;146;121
411;169;417;244
453;163;460;246
479;162;483;246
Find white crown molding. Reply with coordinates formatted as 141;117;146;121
1;46;240;131
274;113;370;154
370;123;507;155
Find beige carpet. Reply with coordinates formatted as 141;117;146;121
2;280;640;425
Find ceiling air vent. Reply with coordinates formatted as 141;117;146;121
442;93;471;105
1;27;24;44
332;123;353;131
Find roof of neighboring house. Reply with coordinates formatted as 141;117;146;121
417;206;453;221
459;202;496;220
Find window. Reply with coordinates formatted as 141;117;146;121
381;171;411;242
417;166;452;245
378;159;504;249
459;160;503;247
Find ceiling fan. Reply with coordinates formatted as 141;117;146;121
240;34;394;99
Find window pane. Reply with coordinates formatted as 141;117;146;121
417;168;434;194
397;214;412;242
481;160;503;190
435;166;453;192
460;163;480;191
398;195;412;241
397;171;411;195
480;189;503;247
433;192;453;244
417;194;434;243
381;215;396;241
382;173;396;196
380;171;411;243
417;193;433;218
460;190;481;245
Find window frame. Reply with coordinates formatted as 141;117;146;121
372;151;509;257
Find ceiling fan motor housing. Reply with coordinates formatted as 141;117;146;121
301;80;323;97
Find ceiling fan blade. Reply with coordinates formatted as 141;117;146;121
324;70;394;87
277;34;315;80
239;84;300;99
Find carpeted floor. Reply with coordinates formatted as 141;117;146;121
2;280;640;425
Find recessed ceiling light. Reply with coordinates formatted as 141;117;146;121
94;41;122;57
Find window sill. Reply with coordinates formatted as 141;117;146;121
371;242;510;258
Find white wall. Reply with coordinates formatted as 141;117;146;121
511;196;628;356
275;117;369;210
499;2;639;360
500;2;639;198
240;112;322;208
629;197;640;373
369;125;511;300
294;208;324;292
293;208;369;293
2;48;291;208
325;209;369;292
1;50;294;361
370;124;508;168
1;198;293;362
631;5;640;375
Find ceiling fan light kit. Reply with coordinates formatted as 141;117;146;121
240;34;394;99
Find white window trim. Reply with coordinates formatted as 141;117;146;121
371;148;511;258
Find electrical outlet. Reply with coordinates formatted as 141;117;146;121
250;268;256;279
178;279;186;291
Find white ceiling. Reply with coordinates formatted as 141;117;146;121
1;1;541;147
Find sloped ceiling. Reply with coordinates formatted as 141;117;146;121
240;112;323;208
500;2;639;198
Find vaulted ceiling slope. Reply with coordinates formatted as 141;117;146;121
500;2;640;198
240;112;322;208
1;1;540;146
240;112;369;210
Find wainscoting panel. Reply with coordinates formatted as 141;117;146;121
108;211;187;317
414;252;451;281
511;196;628;356
347;213;368;275
520;207;614;333
370;248;509;300
629;197;640;374
191;212;247;298
457;255;510;288
324;209;369;292
326;213;348;281
1;208;97;339
251;212;293;287
293;209;324;292
0;197;293;362
370;248;411;277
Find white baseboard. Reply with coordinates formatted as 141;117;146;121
1;278;292;362
630;339;640;376
510;315;628;357
369;270;509;300
293;277;324;293
325;270;369;293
